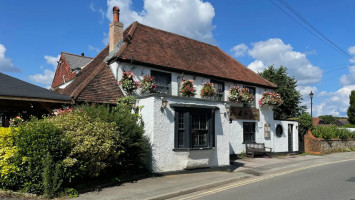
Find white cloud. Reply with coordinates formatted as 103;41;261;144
102;32;109;45
88;45;100;53
29;69;55;88
29;54;59;88
348;45;355;63
297;85;318;101
312;85;355;117
231;43;248;57
339;65;355;86
105;0;216;43
90;2;106;24
0;43;21;72
245;38;322;85
44;55;60;68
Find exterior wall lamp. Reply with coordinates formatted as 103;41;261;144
224;103;231;118
161;99;168;112
131;100;137;110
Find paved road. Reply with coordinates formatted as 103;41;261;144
175;159;355;200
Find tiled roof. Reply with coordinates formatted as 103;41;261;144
0;72;71;102
62;46;123;103
114;22;277;88
62;52;93;70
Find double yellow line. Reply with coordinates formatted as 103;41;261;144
178;158;355;200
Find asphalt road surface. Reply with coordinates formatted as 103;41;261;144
176;159;355;200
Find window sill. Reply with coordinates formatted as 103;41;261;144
173;147;215;151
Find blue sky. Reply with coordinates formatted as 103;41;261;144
1;0;355;117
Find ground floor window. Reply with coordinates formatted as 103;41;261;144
175;108;215;149
243;122;256;143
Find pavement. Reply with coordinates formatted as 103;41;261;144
75;152;355;200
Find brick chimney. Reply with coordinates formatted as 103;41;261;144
109;6;123;52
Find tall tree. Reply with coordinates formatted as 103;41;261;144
348;90;355;124
259;65;306;120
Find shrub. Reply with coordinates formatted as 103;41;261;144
312;125;355;139
298;113;312;135
0;128;18;183
42;153;63;198
49;109;122;180
13;118;70;194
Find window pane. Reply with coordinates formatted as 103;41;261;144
179;112;184;129
212;80;224;101
243;122;255;143
151;71;171;94
178;130;184;147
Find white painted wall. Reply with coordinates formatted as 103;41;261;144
112;61;299;173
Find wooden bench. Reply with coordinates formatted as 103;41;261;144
245;143;273;158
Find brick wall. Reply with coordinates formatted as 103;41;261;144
304;130;355;154
52;55;76;88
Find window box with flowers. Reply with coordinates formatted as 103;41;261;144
228;86;254;104
258;92;282;107
200;82;216;99
118;71;139;95
139;74;157;94
180;79;196;97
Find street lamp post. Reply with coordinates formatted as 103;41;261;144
309;91;314;118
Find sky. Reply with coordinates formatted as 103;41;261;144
0;0;355;117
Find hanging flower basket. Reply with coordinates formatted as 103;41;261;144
200;82;216;98
118;71;139;94
180;79;196;97
139;74;157;94
228;86;254;103
259;92;282;106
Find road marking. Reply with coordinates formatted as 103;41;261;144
177;158;355;200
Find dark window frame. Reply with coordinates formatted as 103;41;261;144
174;108;215;149
151;70;172;95
276;124;283;138
211;80;225;101
243;122;256;143
243;86;256;107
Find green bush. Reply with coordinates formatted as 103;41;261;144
13;118;70;194
312;125;355;139
298;113;313;135
49;109;122;180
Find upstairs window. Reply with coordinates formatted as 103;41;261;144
151;70;171;94
211;80;224;101
244;86;256;107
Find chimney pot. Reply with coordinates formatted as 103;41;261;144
113;6;120;22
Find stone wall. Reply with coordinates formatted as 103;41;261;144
304;130;355;154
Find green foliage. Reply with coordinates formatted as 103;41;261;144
318;115;336;124
0;128;18;180
348;90;355;124
342;123;355;128
298;113;313;135
42;153;63;198
49;109;122;180
13;118;70;194
259;66;306;119
312;125;355;139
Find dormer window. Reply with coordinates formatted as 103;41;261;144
211;80;224;101
151;70;171;94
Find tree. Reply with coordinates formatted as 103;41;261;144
348;90;355;124
318;115;336;124
259;65;306;119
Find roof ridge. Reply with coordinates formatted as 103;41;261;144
134;21;217;48
70;46;109;98
215;47;278;88
61;51;94;59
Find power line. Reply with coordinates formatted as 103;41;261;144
269;0;352;58
278;0;352;58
